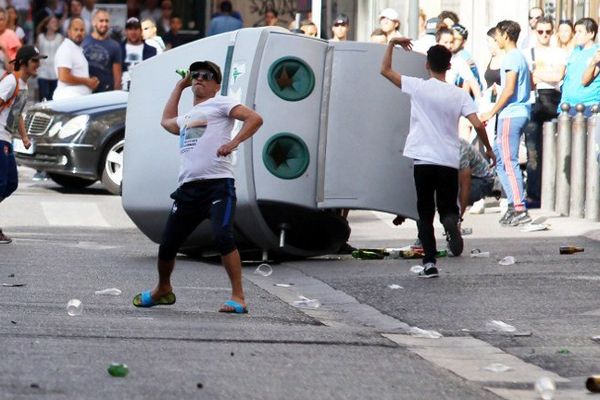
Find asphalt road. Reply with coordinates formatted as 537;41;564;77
1;167;599;399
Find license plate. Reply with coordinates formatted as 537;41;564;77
12;138;34;155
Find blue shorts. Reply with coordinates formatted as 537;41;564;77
158;178;237;259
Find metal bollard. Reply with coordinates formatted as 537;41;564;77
569;104;587;218
541;120;557;212
555;103;572;215
585;104;600;221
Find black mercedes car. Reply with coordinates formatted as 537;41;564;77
13;91;127;195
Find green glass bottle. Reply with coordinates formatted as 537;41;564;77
351;249;385;260
175;68;188;79
107;363;129;377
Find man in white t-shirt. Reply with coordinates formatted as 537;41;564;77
0;46;45;244
381;40;495;278
53;17;99;100
120;17;156;90
132;61;263;314
523;16;566;208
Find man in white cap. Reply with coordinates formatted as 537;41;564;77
379;8;401;43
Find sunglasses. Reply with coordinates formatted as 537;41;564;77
333;22;347;27
537;29;552;35
190;71;215;81
529;15;541;20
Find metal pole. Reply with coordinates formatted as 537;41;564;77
541;120;557;212
555;103;572;216
585;105;600;221
408;0;419;39
570;104;587;218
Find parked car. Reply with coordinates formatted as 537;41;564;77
13;91;127;195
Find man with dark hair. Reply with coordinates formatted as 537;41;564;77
121;17;156;90
133;60;263;312
82;9;122;92
381;39;495;278
481;20;532;226
437;10;458;28
164;15;184;49
207;0;242;36
254;8;286;28
0;46;43;244
560;17;600;117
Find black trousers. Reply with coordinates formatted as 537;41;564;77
414;164;459;264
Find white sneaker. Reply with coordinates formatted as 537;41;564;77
469;199;485;214
500;199;509;215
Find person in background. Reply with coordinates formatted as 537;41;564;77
519;6;544;49
6;6;25;43
436;27;479;98
207;0;242;37
523;16;565;208
140;0;161;23
54;17;98;100
481;20;532;226
211;0;242;24
559;18;600;117
378;8;401;43
81;0;96;27
62;0;91;36
254;8;286;28
412;17;437;53
36;15;63;101
0;8;22;71
163;15;183;50
452;24;483;98
555;19;574;54
141;17;165;54
437;10;459;30
157;0;173;35
121;17;156;91
369;28;387;45
300;20;317;37
330;14;349;41
83;9;122;92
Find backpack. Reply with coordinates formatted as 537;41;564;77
0;72;19;113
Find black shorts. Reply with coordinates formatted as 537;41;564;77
158;178;237;260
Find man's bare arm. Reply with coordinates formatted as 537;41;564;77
160;78;190;135
57;67;99;89
380;37;413;88
112;62;122;90
481;70;517;121
216;105;263;156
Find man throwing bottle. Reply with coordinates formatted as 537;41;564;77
381;39;495;278
133;60;263;313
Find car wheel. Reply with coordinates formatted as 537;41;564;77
101;136;124;195
48;173;95;189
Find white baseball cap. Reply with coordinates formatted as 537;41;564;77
379;8;399;21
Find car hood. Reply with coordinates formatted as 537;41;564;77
33;91;129;114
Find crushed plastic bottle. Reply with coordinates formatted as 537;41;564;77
470;249;490;258
66;299;83;316
388;284;403;290
482;363;513;373
107;363;129;377
408;327;443;339
292;296;321;309
410;265;424;274
254;263;273;277
94;288;122;296
461;227;473;235
485;320;516;333
498;256;516;266
535;376;556;400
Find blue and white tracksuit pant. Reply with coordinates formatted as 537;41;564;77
495;116;528;212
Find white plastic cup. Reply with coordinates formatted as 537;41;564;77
535;377;556;400
67;299;83;316
254;264;273;277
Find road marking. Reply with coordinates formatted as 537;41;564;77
41;202;110;227
246;265;584;400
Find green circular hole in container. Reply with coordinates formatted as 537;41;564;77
263;133;310;179
267;57;315;101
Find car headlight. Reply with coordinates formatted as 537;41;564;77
48;121;62;137
58;115;89;139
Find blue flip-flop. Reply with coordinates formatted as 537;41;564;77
219;300;248;314
132;290;176;308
